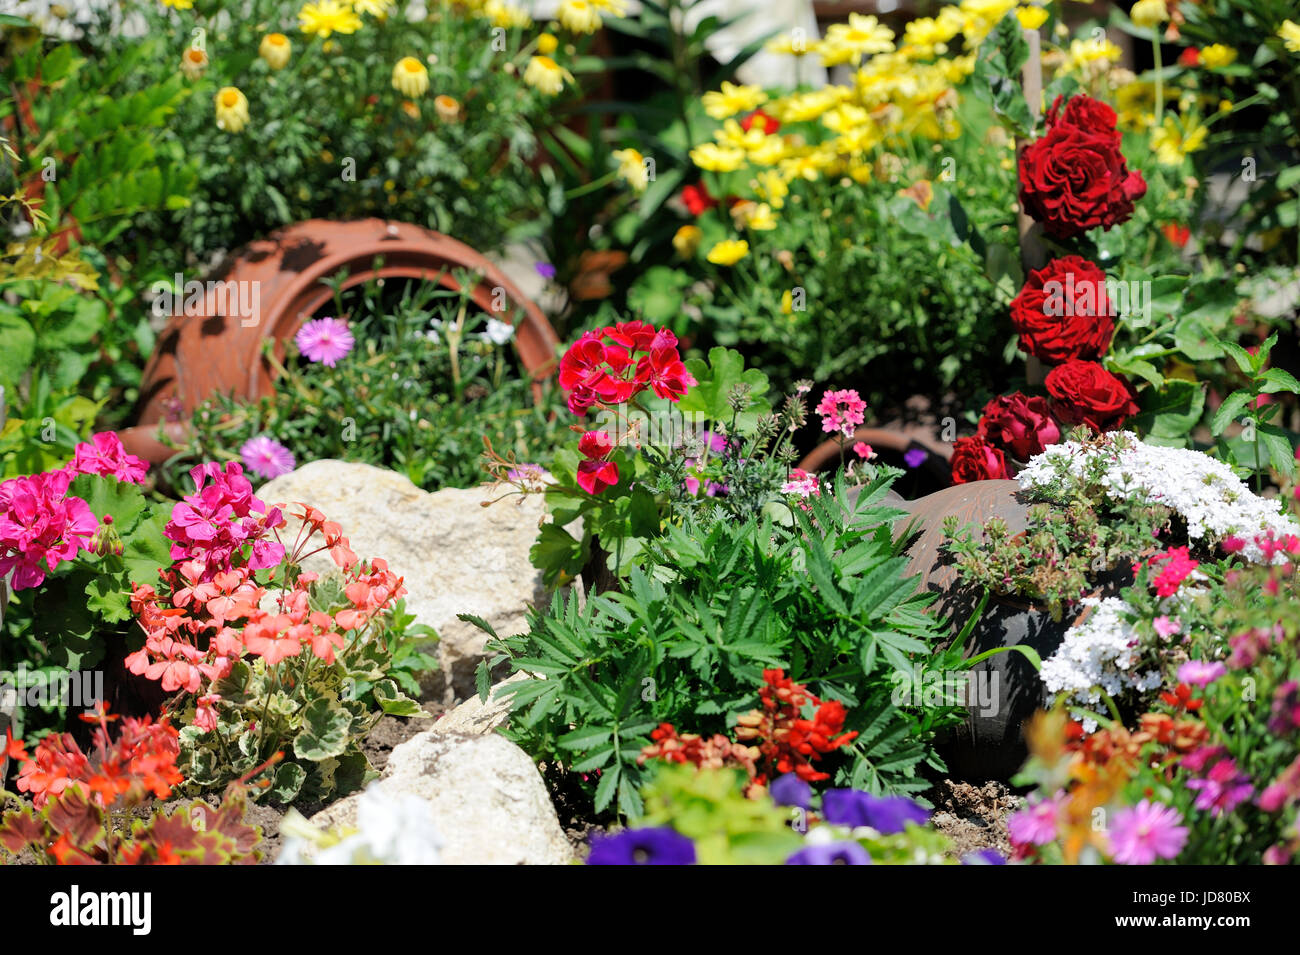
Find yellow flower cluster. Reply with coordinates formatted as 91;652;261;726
555;0;627;35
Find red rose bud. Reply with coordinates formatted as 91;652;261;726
978;393;1061;462
1010;256;1116;364
950;435;1010;484
1045;359;1139;432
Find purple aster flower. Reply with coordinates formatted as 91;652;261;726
961;848;1007;865
1177;660;1227;688
903;446;929;469
586;827;695;865
1007;793;1062;847
535;261;557;280
770;774;812;810
240;436;296;480
821;790;929;835
786;842;872;865
295;316;355;367
1106;800;1188;865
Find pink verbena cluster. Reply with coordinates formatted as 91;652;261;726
1145;546;1198;598
814;388;867;439
164;462;286;581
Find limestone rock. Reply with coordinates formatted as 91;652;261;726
307;730;574;865
257;460;564;697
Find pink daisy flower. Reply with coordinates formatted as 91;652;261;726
1007;793;1061;847
1107;800;1188;865
1177;659;1226;688
240;436;296;480
295;316;355;367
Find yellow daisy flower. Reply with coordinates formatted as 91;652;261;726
744;203;778;231
689;143;746;173
557;0;601;34
259;33;292;70
299;0;362;38
180;46;208;80
524;55;572;96
392;56;430;98
353;0;392;17
672;225;702;257
612;148;650;192
701;81;766;120
214;86;250;133
1281;20;1300;54
1150;114;1207;166
1199;44;1237;68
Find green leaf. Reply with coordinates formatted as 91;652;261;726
293;698;352;761
1173;317;1223;361
1258;368;1300;395
677;347;771;424
1211;389;1253;436
1258;424;1297;480
66;473;148;531
268;762;307;802
1129;380;1205;439
372;679;427;717
969;12;1033;136
0;312;36;388
84;572;131;624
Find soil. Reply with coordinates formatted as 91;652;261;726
928;778;1021;861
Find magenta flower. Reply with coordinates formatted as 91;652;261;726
1107;800;1188;865
1177;660;1226;688
240;436;296;480
164;461;285;580
1007;793;1061;847
781;468;820;498
66;432;149;485
815;388;867;438
853;441;876;460
295;316;355;367
0;470;98;590
1187;757;1254;816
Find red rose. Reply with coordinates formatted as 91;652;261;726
681;181;718;216
1010;255;1115;364
1046;94;1120;143
1045;359;1139;432
1019;95;1146;238
978;392;1061;462
950;435;1010;485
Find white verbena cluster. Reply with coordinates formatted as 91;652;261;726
1039;596;1163;731
1017;432;1300;563
276;783;444;866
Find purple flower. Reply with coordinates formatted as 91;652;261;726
1106;800;1188;864
903;447;929;469
1007;794;1061;847
1177;660;1226;688
240;436;296;481
786;842;872;865
535;262;557;280
585;827;695;865
1187;758;1254;817
821;790;929;834
961;848;1007;865
770;774;811;810
295;316;355;367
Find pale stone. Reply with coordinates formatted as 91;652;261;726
305;730;575;865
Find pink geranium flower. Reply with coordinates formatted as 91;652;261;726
1177;660;1226;688
0;470;98;590
66;432;149;485
295;316;355;367
240;436;296;480
1107;800;1188;864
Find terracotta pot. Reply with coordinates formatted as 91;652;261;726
894;479;1077;780
120;219;561;465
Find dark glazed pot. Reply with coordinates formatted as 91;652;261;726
894;480;1075;781
119;219;561;465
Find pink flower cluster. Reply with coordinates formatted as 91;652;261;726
128;503;403;715
1145;546;1198;598
0;431;150;591
0;470;97;590
1183;746;1254;817
814;389;867;439
559;321;695;417
164;462;286;581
